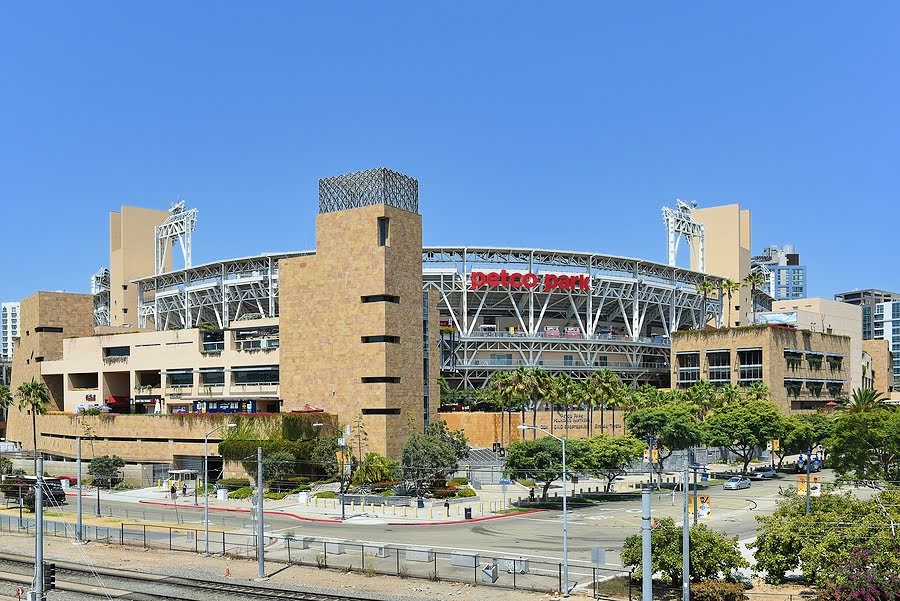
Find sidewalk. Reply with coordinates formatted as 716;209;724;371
66;485;541;525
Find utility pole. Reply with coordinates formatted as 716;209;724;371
805;446;812;515
682;466;690;601
641;488;652;601
692;464;699;526
31;457;44;601
76;436;84;544
256;446;265;579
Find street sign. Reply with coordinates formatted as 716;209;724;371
499;477;513;485
591;547;607;566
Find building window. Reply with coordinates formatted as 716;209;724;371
361;294;400;304
201;370;225;386
233;367;279;385
361;335;401;344
378;217;390;247
563;354;574;366
676;352;700;388
361;376;401;384
103;346;130;357
490;354;513;366
737;348;763;384
707;350;731;386
34;326;64;333
361;408;401;415
167;371;193;388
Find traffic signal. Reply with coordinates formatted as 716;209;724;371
43;562;56;591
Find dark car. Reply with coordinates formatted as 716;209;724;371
0;476;67;506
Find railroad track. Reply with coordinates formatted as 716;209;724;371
0;553;383;600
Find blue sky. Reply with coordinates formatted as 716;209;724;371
2;3;898;301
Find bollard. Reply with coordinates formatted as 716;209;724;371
456;505;461;516
413;507;418;518
314;497;319;508
350;501;355;511
429;508;434;519
479;502;484;514
403;507;408;517
381;503;385;514
393;505;397;516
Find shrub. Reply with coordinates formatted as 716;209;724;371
217;477;250;490
314;491;337;499
448;477;469;486
264;491;288;500
288;484;311;493
229;486;254;499
432;488;457;499
113;482;135;491
457;487;476;498
689;581;748;601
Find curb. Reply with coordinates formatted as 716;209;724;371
137;500;341;523
136;499;542;526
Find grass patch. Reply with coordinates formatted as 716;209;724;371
493;507;534;514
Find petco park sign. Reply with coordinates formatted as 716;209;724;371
470;270;591;292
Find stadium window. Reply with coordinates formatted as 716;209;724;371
361;335;401;344
361;408;401;415
361;295;400;304
34;327;63;333
378;217;390;246
361;376;401;384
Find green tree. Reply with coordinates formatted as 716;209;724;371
582;435;645;492
703;400;784;474
0;384;11;413
583;369;621;435
752;491;900;586
840;387;886;413
401;432;458;494
260;450;296;487
88;455;125;488
696;278;717;328
503;436;588;501
776;413;835;467
352;452;398;486
16;379;51;475
621;517;748;585
0;455;12;475
625;401;702;477
310;435;340;478
426;419;469;461
828;409;900;482
490;369;528;445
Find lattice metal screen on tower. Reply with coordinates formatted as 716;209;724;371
318;167;418;214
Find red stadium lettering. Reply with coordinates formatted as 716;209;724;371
471;271;487;289
523;273;540;288
469;271;590;291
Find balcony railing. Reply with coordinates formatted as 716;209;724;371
201;342;225;353
457;359;668;371
235;339;280;352
103;355;128;365
459;330;669;345
231;382;279;394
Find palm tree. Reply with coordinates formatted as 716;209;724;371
606;383;627;436
499;367;531;441
686;380;716;419
0;384;11;413
745;381;770;402
841;388;885;413
697;278;717;328
16;379;51;475
722;278;742;327
716;383;742;410
743;270;768;325
582;369;620;435
525;368;551;439
489;371;515;448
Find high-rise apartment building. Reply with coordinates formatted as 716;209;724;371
834;289;900;341
872;300;900;387
752;244;806;300
1;302;20;385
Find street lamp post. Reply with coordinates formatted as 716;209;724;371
519;425;569;597
314;422;346;521
205;423;237;555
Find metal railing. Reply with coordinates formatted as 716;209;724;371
464;330;669;345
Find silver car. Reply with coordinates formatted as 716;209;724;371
724;476;751;490
751;467;777;480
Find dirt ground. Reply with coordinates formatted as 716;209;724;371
0;530;567;601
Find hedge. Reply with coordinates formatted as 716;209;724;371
457;487;476;498
229;487;254;499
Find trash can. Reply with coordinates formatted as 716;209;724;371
464;507;473;520
416;496;424;509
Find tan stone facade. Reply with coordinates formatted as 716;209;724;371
691;204;752;327
109;206;171;328
441;409;624;448
863;339;893;396
7;292;94;449
281;202;436;458
671;325;851;413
